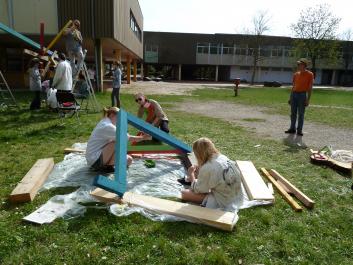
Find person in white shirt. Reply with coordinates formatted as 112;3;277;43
52;53;73;91
181;138;243;210
86;107;150;170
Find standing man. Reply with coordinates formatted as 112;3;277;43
134;93;169;133
111;61;122;107
63;19;83;76
52;53;73;91
285;58;314;136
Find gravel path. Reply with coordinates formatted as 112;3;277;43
174;101;353;150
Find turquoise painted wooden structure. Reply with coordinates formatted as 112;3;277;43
0;22;53;56
93;109;192;197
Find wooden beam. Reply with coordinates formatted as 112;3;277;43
260;168;302;212
91;188;237;231
64;148;85;154
269;169;315;209
23;49;49;61
44;20;72;54
9;158;54;203
236;161;274;201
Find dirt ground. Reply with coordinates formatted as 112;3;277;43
173;100;353;150
120;81;353;150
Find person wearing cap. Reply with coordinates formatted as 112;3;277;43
28;58;42;110
111;61;122;107
63;19;83;76
285;58;314;136
134;93;169;133
86;107;150;171
52;53;73;91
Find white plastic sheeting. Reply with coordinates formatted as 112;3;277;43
25;143;271;226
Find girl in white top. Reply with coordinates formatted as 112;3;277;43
86;107;150;169
181;138;243;210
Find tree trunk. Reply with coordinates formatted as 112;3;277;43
251;53;258;85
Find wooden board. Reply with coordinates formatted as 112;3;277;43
23;49;49;61
64;148;85;154
90;188;237;231
236;160;274;201
269;169;315;209
9;158;54;203
260;168;302;212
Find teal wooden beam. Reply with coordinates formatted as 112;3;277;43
0;22;53;56
93;109;191;197
127;112;192;153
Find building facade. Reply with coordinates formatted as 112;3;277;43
0;0;143;89
144;31;353;85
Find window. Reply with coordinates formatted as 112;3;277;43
235;47;247;56
222;47;234;55
197;45;209;54
209;45;219;54
130;10;142;42
271;48;283;57
240;66;250;70
260;48;271;57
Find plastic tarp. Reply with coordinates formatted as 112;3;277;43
24;143;271;226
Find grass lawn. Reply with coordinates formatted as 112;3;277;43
0;89;352;264
191;87;353;129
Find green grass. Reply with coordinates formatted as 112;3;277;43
191;87;353;129
0;90;352;264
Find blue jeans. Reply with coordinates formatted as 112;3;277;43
290;92;307;132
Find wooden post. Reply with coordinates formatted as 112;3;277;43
178;64;182;81
95;38;103;92
133;60;137;82
215;65;219;82
39;22;44;56
127;56;131;84
114;49;121;62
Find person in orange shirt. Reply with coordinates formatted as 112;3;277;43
285;58;314;136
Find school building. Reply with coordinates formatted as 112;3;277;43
0;0;143;90
143;31;353;85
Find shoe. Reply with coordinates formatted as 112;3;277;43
177;178;191;186
296;131;303;136
285;129;296;134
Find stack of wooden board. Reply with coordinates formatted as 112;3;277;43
91;188;238;231
260;168;315;211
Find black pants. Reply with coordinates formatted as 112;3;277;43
111;86;120;107
159;120;170;133
30;91;41;110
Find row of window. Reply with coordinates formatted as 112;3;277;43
130;10;142;42
197;44;296;57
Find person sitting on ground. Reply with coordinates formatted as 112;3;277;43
134;93;169;133
85;107;151;171
181;137;243;210
52;53;73;92
28;58;42;110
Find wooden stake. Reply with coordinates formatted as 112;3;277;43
260;168;302;212
269;169;315;209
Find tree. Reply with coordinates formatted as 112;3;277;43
244;10;272;84
290;4;341;75
339;29;353;85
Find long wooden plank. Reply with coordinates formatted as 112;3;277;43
90;188;237;231
9;158;54;203
23;49;49;61
260;168;302;212
269;169;315;209
236;161;274;201
44;20;72;54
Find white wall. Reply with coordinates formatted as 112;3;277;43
230;66;322;84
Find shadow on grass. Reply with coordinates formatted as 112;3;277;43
283;134;308;153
